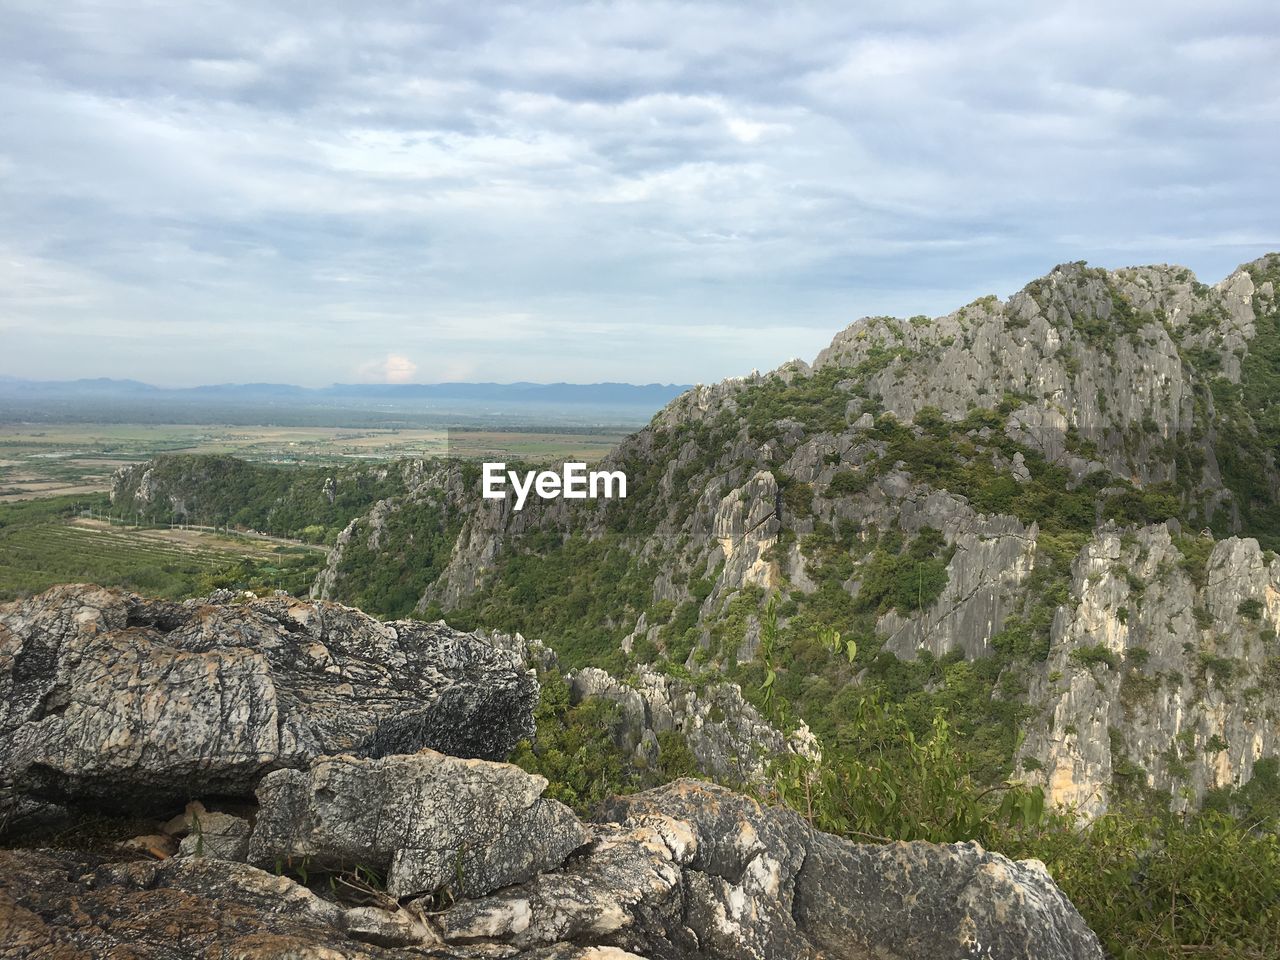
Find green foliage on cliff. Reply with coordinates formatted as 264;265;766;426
1213;256;1280;549
853;526;954;614
511;669;701;814
112;454;407;544
736;365;853;441
332;495;461;618
445;533;655;672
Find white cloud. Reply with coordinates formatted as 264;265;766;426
358;353;419;384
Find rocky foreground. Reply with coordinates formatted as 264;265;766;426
0;586;1104;959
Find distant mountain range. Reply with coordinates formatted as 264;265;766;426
0;376;689;406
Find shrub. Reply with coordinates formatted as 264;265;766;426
1239;598;1264;621
1070;644;1120;670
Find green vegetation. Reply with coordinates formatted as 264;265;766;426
853;526;953;615
736;364;855;441
765;693;1280;960
510;669;701;815
443;531;655;672
1239;598;1264;621
332;493;462;619
1203;257;1280;548
111;454;409;545
1070;644;1120;670
0;494;324;601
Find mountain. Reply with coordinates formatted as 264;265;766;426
79;252;1280;955
199;251;1280;818
0;377;689;405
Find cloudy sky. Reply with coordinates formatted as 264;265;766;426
1;1;1277;387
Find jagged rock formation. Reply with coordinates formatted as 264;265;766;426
438;779;1104;959
1018;523;1280;815
0;779;1104;960
250;749;589;898
0;585;537;815
284;253;1280;816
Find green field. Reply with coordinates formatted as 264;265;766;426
0;495;326;602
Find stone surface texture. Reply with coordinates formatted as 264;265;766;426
436;780;1105;960
249;749;590;899
0;584;537;813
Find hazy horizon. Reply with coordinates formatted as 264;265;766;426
2;1;1277;387
0;374;692;389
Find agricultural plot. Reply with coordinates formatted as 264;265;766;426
0;423;631;500
0;498;325;601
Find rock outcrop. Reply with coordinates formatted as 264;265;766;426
250;749;589;899
570;665;818;786
0;847;635;959
0;585;537;814
1018;523;1280;816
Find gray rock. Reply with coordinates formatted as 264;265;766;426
339;905;438;949
1018;523;1280;815
437;780;1104;960
249;749;590;899
438;814;701;955
795;835;1099;960
0;584;537;812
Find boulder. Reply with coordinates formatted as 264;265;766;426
439;814;704;954
0;585;538;813
249;749;590;899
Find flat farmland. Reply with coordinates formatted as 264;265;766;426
0;423;631;500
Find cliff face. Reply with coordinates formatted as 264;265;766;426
1018;524;1280;816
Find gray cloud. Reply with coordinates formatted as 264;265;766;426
0;0;1276;386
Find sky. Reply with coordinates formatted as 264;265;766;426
1;1;1277;387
